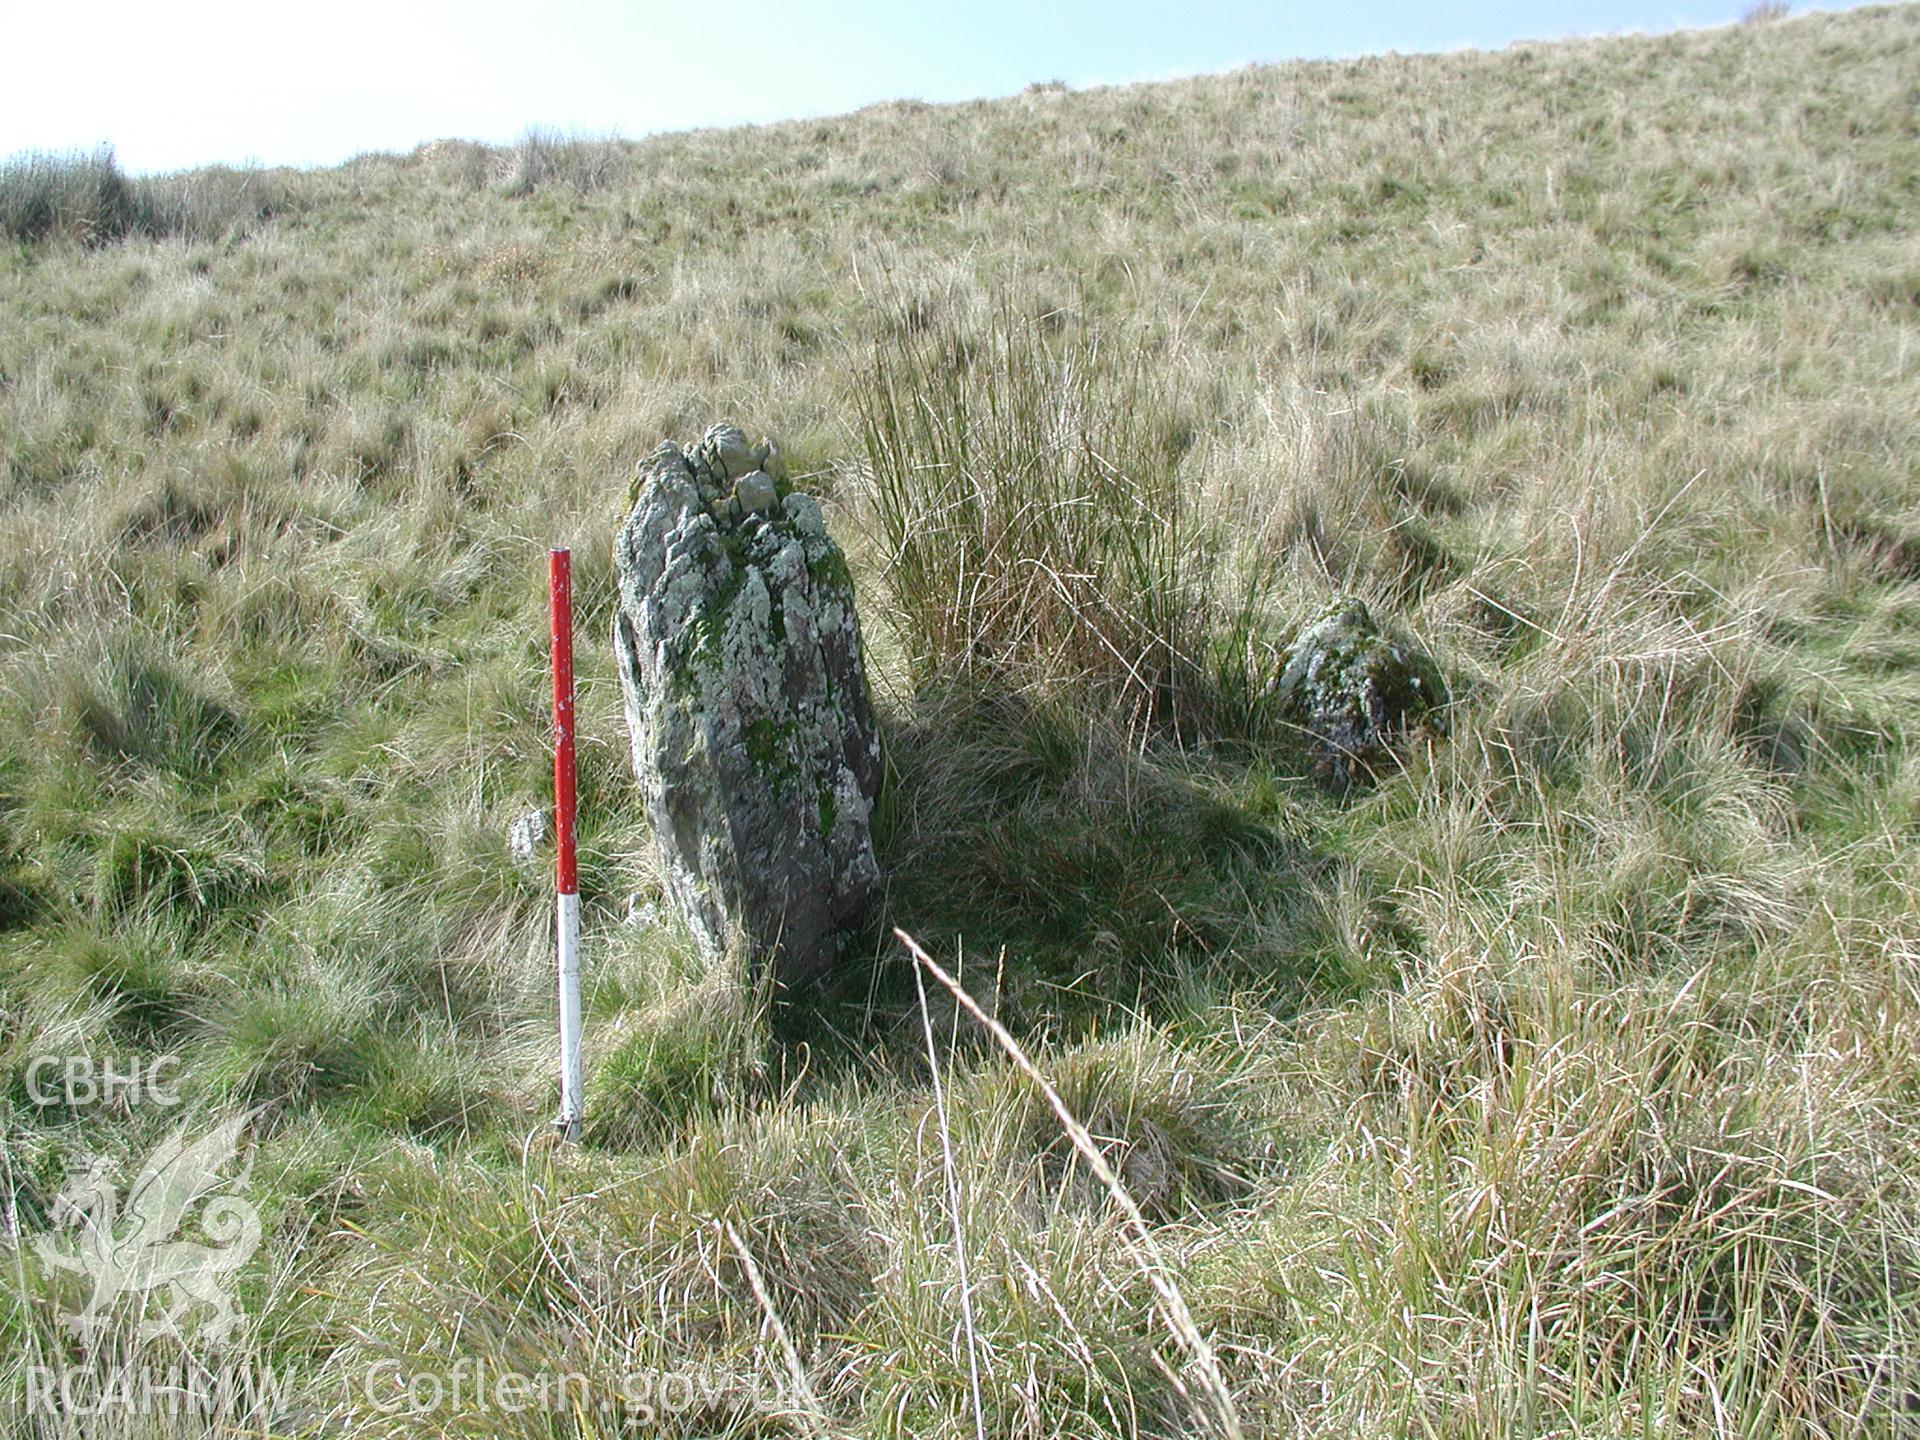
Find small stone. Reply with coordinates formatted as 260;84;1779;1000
735;469;777;514
507;808;548;863
1276;596;1448;788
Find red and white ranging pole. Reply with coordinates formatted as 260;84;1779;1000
549;548;583;1140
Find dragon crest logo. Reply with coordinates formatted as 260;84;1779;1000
32;1112;261;1344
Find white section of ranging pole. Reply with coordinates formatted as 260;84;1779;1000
556;889;582;1138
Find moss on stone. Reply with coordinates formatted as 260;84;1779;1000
665;532;757;699
745;715;799;788
668;583;736;700
806;543;852;594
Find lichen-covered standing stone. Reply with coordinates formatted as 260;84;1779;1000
1277;596;1448;787
613;425;882;990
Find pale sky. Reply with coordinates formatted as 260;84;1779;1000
2;0;1854;175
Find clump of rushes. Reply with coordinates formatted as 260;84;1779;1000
854;300;1276;742
0;146;279;246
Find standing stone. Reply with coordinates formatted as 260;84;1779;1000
613;424;882;990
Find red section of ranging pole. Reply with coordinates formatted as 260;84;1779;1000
549;549;578;897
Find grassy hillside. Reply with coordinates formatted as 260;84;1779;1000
3;5;1919;1434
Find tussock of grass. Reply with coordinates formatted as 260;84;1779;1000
494;128;630;198
0;148;280;247
857;301;1274;740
